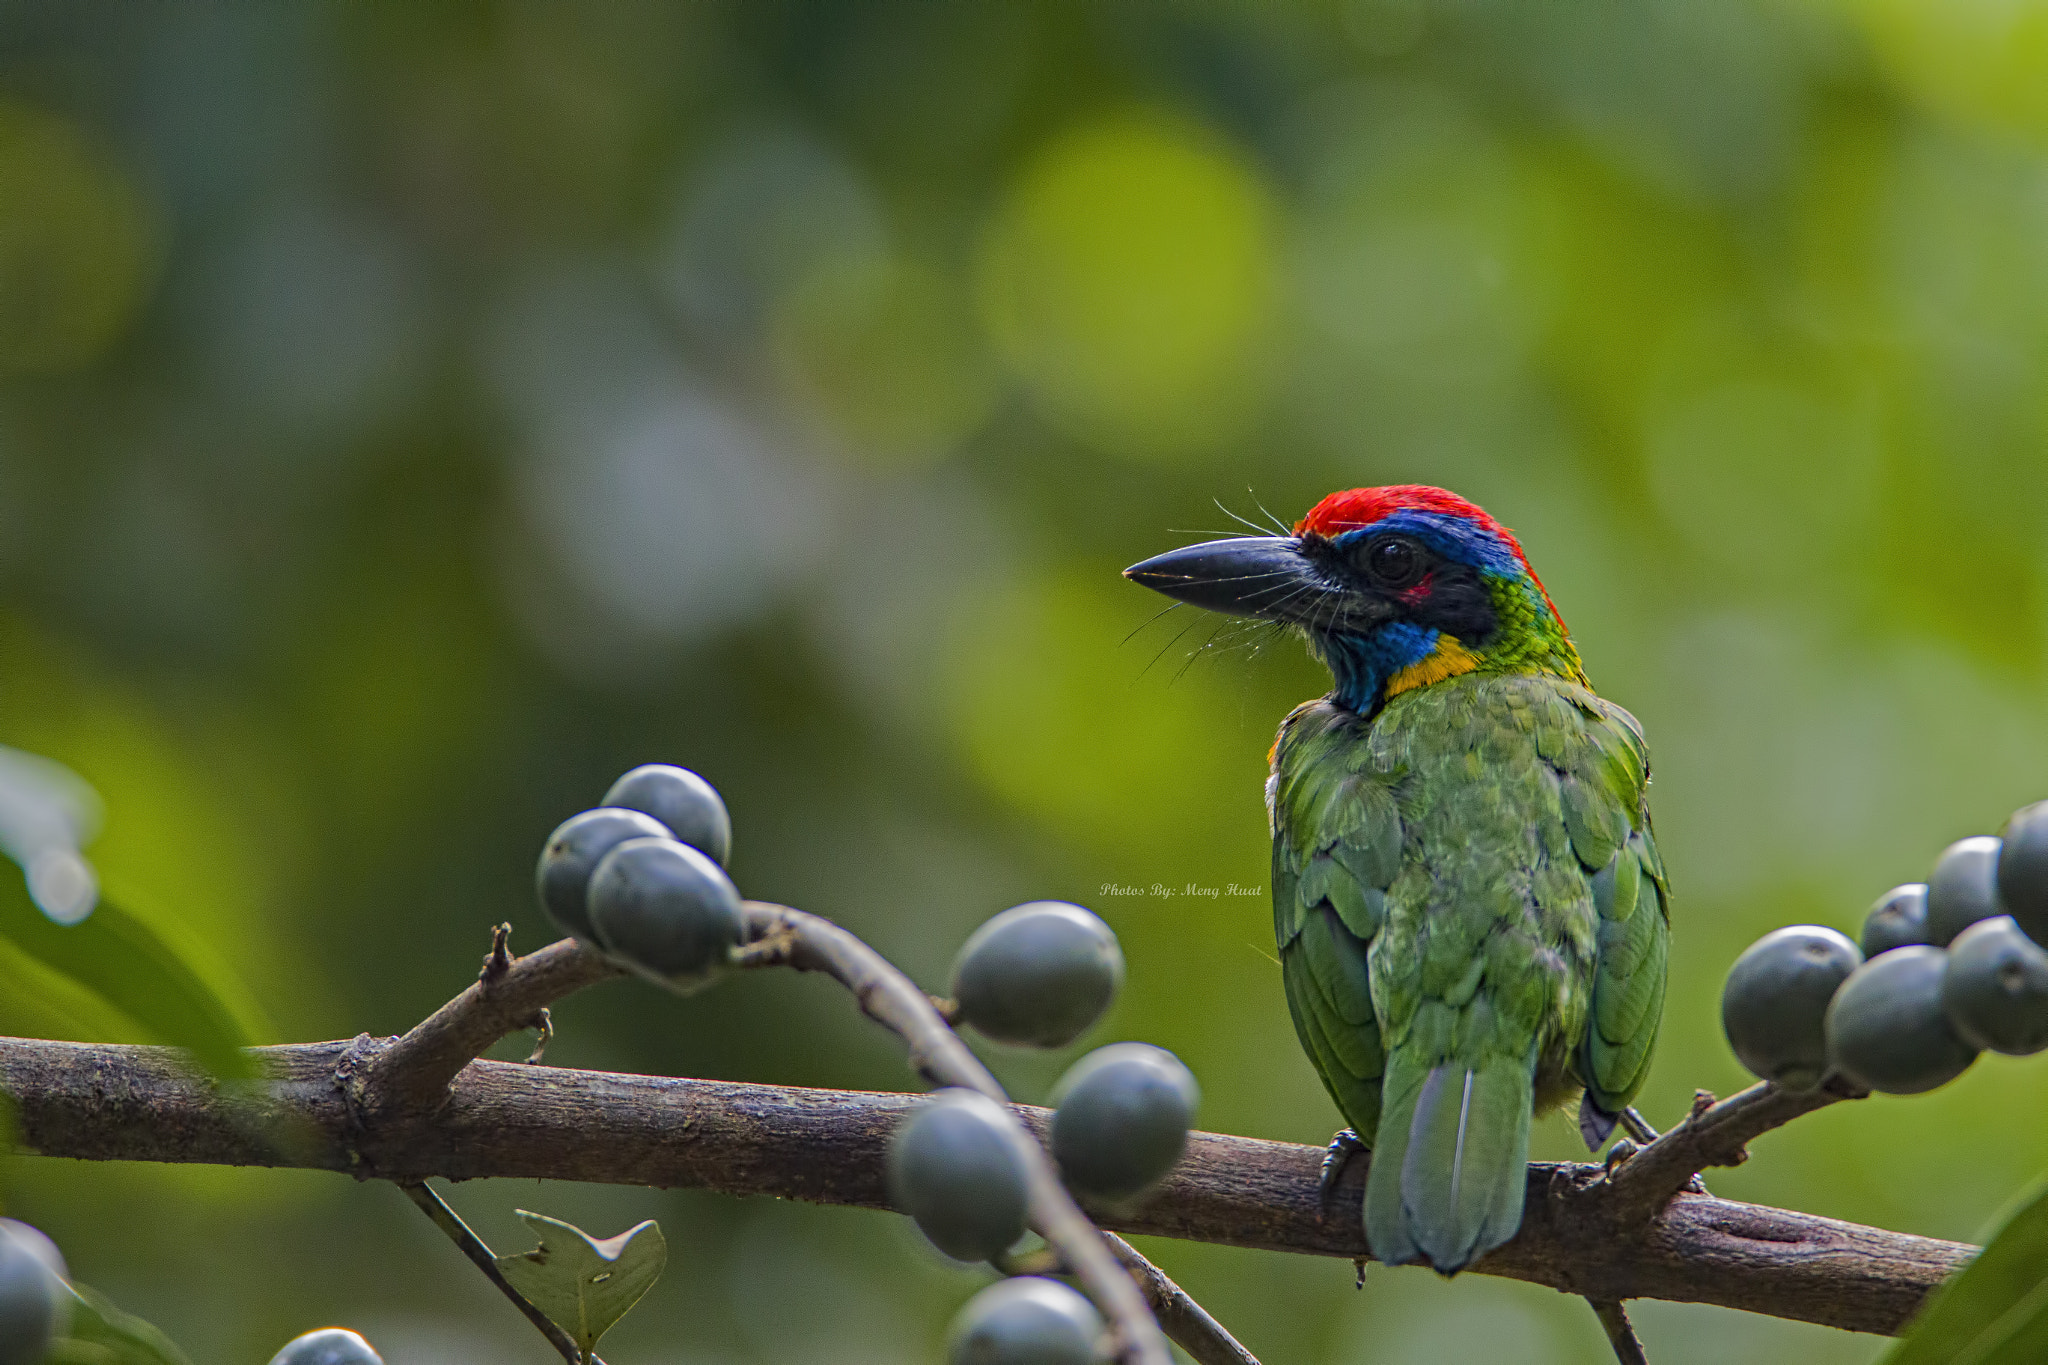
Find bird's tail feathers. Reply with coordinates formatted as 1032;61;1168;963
1364;1052;1531;1276
1578;1092;1619;1151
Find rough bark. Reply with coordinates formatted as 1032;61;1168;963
0;1034;1970;1336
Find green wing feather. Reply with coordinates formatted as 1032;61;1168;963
1568;696;1671;1120
1271;706;1397;1144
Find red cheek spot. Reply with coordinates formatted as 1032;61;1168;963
1399;572;1436;603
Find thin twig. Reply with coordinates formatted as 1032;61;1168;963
1101;1232;1261;1365
1600;1081;1856;1222
0;1034;1970;1335
1589;1298;1647;1365
736;902;1177;1365
997;1231;1262;1363
400;1179;602;1365
363;928;619;1116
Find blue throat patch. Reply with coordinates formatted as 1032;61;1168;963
1316;620;1440;715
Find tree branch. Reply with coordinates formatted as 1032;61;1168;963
0;1034;1971;1336
339;917;1225;1365
1598;1080;1858;1223
361;925;619;1117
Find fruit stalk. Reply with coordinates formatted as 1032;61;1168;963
1098;1232;1258;1365
735;901;1182;1365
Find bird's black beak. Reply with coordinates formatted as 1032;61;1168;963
1122;536;1323;621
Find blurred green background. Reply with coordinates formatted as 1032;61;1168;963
3;1;2047;1361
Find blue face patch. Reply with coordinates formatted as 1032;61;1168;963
1331;510;1524;579
1309;510;1530;713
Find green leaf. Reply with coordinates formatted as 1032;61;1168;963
495;1211;666;1361
1883;1178;2048;1365
53;1282;195;1365
0;860;258;1078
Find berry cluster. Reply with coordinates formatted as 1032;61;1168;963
534;765;1198;1363
1723;801;2048;1095
896;903;1197;1365
535;764;744;988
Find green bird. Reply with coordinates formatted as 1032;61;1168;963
1125;484;1669;1274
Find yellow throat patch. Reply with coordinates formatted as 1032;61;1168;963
1384;635;1481;700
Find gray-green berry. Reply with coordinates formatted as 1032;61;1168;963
0;1224;63;1291
1825;945;1978;1094
1050;1043;1199;1201
1721;926;1863;1090
602;765;732;867
536;808;672;942
888;1089;1031;1262
1861;884;1930;959
587;837;745;988
267;1329;384;1365
952;903;1123;1049
1942;916;2048;1056
948;1277;1103;1365
1926;836;2005;946
0;1221;63;1365
1998;801;2048;948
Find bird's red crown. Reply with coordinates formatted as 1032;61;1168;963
1295;484;1563;626
1296;484;1504;547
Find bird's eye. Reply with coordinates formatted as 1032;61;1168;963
1363;535;1424;588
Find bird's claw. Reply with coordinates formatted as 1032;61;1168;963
1618;1106;1660;1145
1617;1105;1709;1193
1319;1128;1368;1206
1602;1137;1638;1177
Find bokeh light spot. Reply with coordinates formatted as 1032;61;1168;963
976;111;1276;460
1645;376;1878;576
772;255;997;468
200;199;428;427
942;569;1266;859
1848;0;2048;147
0;99;154;373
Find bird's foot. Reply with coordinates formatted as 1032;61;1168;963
1318;1128;1368;1206
1600;1109;1711;1193
1618;1106;1660;1144
1629;1104;1713;1192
